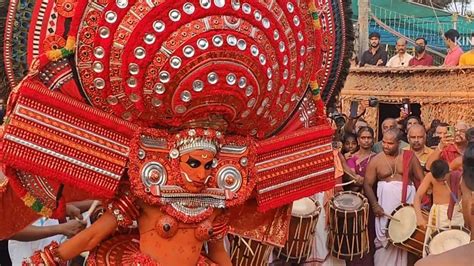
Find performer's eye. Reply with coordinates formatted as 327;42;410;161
186;158;201;168
204;161;213;170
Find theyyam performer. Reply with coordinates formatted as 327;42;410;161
0;0;353;264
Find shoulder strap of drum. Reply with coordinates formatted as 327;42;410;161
401;150;414;204
447;170;462;220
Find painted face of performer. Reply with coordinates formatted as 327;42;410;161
179;150;214;193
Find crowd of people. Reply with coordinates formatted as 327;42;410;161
358;30;474;67
327;106;473;265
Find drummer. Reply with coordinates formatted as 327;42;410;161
413;159;464;257
364;129;424;266
344;127;376;266
415;142;474;266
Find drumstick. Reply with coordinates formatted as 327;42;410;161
238;237;256;256
335;179;356;187
384;213;401;223
343;170;359;180
81;200;100;222
443;181;459;203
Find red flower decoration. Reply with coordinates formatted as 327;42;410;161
56;0;77;18
43;35;66;52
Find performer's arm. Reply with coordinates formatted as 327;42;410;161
414;174;431;228
363;158;384;217
207;239;232;266
29;189;137;263
56;211;117;259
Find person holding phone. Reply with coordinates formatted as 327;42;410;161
448;127;474;171
426;121;469;169
344;100;371;136
426;120;444;148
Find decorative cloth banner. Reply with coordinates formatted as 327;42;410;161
255;124;335;212
1;80;137;197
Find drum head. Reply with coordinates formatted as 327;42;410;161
333;193;363;211
388;206;416;243
428;228;470;255
292;198;317;216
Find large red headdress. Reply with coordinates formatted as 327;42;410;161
0;0;353;223
74;0;322;138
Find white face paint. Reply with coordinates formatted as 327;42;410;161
182;171;193;183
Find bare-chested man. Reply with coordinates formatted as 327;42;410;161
364;129;424;266
415;143;474;266
414;160;464;257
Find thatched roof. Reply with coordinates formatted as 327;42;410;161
342;66;474;104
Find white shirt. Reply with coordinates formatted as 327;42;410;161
386;53;413;67
8;218;64;265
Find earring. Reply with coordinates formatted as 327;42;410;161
212;158;218;168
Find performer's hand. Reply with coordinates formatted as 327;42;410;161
60;219;86;238
376;59;384;66
66;204;83;220
372;204;385;217
26;241;63;265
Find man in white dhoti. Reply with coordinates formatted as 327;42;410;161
364;129;424;266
